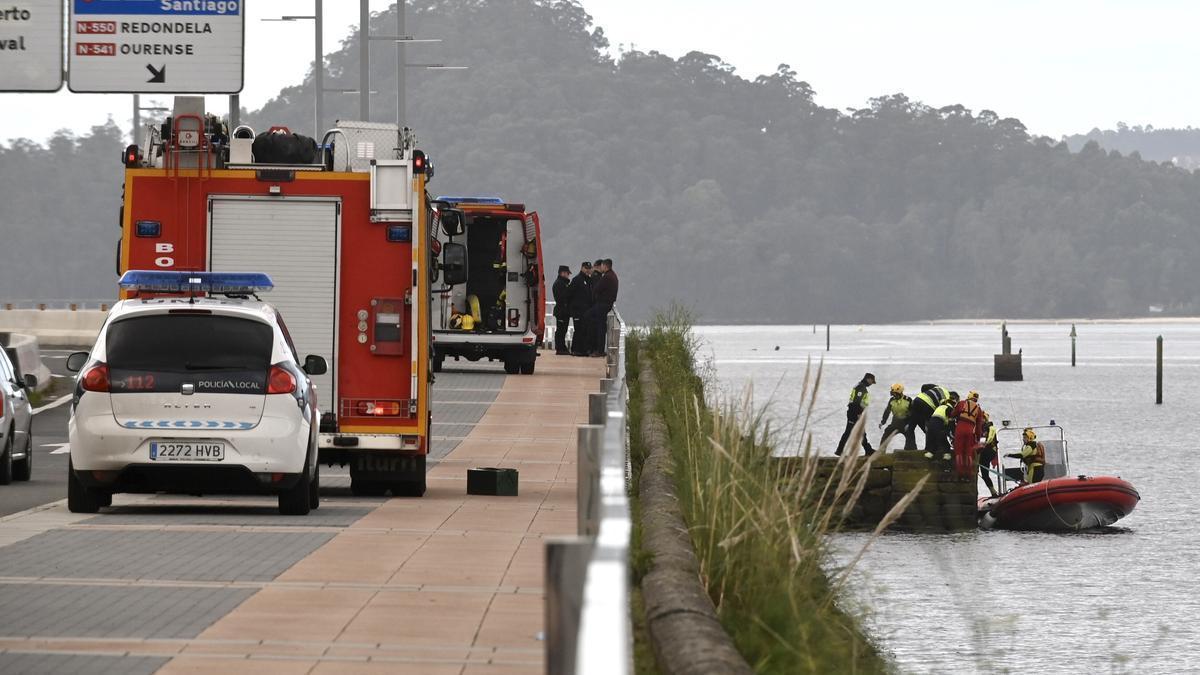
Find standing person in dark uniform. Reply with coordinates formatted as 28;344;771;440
551;265;572;354
588;259;619;356
567;261;594;355
835;372;876;457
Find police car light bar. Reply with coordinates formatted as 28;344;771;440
118;270;275;294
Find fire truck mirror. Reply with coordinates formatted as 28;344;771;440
439;209;465;237
303;355;328;376
442;243;468;285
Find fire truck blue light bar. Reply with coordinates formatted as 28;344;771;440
435;195;505;205
118;271;275;293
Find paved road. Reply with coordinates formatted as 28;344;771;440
0;347;83;517
0;348;511;517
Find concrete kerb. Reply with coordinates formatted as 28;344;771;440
636;366;753;675
0;309;105;347
0;333;52;393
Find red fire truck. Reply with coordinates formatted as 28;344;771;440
117;97;433;496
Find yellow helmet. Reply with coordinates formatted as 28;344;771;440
968;390;979;402
1023;427;1037;442
890;383;904;395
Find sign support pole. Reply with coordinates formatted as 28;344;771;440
315;0;324;136
132;94;140;146
359;0;370;121
397;0;405;128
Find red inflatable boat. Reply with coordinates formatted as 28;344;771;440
979;475;1140;531
977;423;1140;531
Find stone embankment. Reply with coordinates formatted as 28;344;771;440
636;367;753;675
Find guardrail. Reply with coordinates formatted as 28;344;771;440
546;309;631;675
2;300;114;311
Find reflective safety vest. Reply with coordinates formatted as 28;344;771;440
931;403;952;422
849;384;870;409
888;396;910;420
915;385;948;409
985;426;997;446
1020;441;1046;467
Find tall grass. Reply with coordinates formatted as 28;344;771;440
637;306;920;674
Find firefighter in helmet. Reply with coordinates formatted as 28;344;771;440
1005;427;1046;484
878;383;916;450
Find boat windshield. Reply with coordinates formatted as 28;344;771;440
994;424;1069;490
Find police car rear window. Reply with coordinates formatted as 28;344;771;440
106;315;273;373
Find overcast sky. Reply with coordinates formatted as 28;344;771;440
1;0;1196;143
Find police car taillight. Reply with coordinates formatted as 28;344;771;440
267;365;296;395
81;363;110;393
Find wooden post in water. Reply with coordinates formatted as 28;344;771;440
826;324;830;351
1156;335;1163;405
1070;324;1077;367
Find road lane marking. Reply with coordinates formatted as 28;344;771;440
32;395;72;415
41;443;69;454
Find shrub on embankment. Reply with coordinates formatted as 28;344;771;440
630;308;905;674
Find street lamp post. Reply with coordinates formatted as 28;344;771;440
262;3;324;137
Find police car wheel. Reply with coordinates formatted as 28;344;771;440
503;359;521;374
279;472;312;516
309;463;321;510
67;460;100;514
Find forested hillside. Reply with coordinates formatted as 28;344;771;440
0;123;124;300
5;0;1200;322
1064;124;1200;170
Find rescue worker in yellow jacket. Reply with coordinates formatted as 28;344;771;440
1005;427;1046;484
878;383;917;450
973;419;1000;496
923;392;958;462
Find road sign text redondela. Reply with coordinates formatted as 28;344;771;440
68;0;244;94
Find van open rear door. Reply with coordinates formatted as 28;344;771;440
523;212;546;343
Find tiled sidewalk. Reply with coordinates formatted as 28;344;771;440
0;353;604;675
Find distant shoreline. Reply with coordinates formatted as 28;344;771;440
692;317;1200;326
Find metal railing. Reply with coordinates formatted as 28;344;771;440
546;309;631;675
1;300;114;311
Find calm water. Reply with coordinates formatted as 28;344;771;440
696;322;1198;674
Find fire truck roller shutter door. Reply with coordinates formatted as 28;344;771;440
208;197;340;404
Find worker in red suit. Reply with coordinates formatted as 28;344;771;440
951;390;985;478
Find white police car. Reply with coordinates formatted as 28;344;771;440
66;271;326;515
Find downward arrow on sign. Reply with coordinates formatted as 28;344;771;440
146;64;166;83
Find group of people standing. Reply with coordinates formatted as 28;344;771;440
551;259;619;357
835;373;1047;496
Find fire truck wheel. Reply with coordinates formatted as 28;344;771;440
309;463;321;510
279;471;313;516
433;354;444;373
351;479;387;497
391;479;427;497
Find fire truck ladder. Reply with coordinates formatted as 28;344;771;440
164;113;213;181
